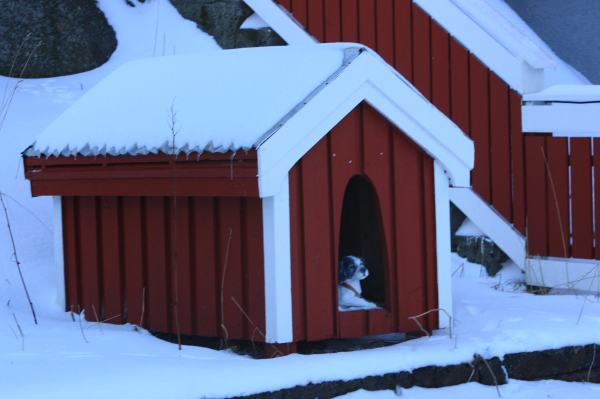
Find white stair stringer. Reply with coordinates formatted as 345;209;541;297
450;187;526;270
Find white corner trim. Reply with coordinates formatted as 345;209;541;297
449;187;526;270
53;196;66;310
522;102;600;136
526;256;600;294
415;0;546;94
434;162;453;328
258;50;474;197
243;0;316;45
261;177;293;343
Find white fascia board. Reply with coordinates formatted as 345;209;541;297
526;256;600;294
243;0;315;45
415;0;544;94
434;162;453;328
53;196;66;310
258;52;474;197
261;178;293;343
450;187;526;270
522;102;600;136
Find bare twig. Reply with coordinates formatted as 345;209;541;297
1;194;37;324
480;356;502;397
219;228;233;347
77;310;89;344
139;287;146;328
0;191;51;233
408;308;453;339
12;312;24;351
231;296;284;357
91;304;103;335
588;344;597;382
168;100;182;350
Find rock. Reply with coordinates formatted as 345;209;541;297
0;0;116;78
504;344;600;380
169;0;285;48
412;363;474;388
472;355;507;386
454;235;508;276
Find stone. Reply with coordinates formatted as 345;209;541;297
454;235;508;276
0;0;116;78
504;344;600;380
169;0;285;49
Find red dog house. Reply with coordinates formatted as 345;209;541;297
24;45;472;347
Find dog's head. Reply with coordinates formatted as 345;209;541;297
339;255;369;283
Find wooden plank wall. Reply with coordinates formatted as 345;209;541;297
276;0;600;261
62;195;265;340
289;103;438;342
278;0;525;236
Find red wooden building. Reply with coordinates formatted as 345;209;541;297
241;0;600;293
24;45;472;346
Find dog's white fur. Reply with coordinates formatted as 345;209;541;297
338;256;378;310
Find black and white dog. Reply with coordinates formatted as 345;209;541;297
338;255;378;310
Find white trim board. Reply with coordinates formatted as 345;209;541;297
261;178;293;343
257;48;474;197
522;102;600;136
53;196;66;310
434;162;453;328
526;256;600;294
449;187;526;270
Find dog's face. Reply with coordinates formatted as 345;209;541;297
339;255;369;283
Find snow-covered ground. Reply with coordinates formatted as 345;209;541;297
3;253;600;398
1;1;599;398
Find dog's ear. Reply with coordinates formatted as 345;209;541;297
339;256;352;283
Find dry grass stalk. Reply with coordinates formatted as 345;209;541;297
77;309;89;344
219;228;233;348
480;356;502;398
139;287;146;328
12;312;24;351
91;304;103;335
230;296;284;358
1;194;37;324
168;101;182;350
588;344;597;382
409;308;453;339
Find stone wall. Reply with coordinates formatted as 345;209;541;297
0;0;116;78
169;0;285;48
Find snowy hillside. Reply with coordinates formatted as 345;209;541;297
1;1;600;399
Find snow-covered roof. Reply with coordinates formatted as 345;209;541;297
28;45;349;157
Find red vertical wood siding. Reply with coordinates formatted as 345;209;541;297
570;138;594;259
281;0;600;262
280;0;524;229
61;195;265;341
545;138;570;258
289;103;438;341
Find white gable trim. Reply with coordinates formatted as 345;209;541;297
245;0;546;94
414;0;545;94
243;0;315;45
257;50;474;197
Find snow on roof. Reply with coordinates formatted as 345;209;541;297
28;45;352;157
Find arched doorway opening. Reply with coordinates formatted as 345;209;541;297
338;175;388;308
